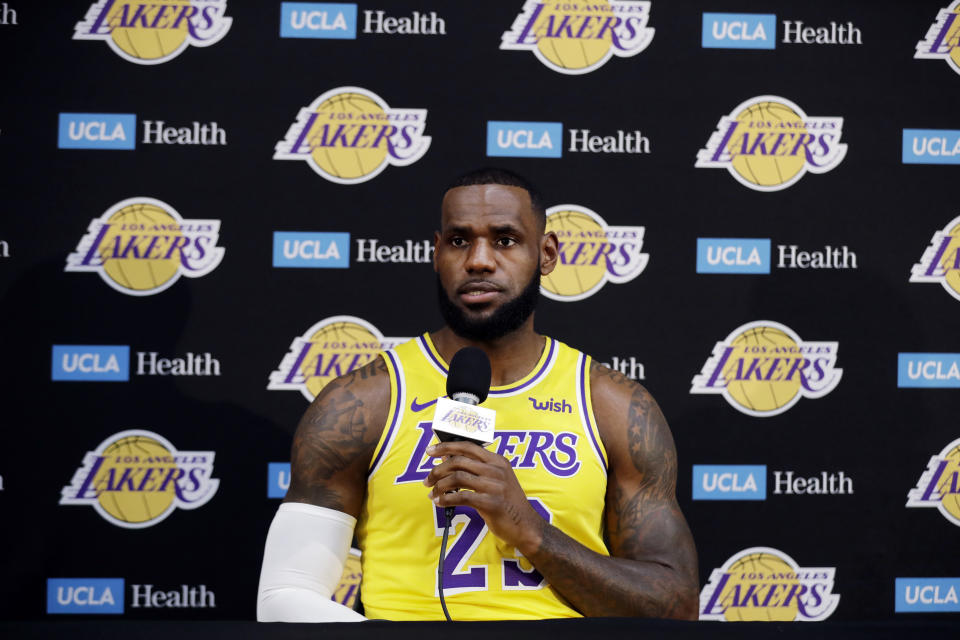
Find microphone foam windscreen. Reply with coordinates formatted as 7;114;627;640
446;347;492;403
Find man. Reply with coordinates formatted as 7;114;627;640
257;168;698;621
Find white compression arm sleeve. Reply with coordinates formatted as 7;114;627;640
257;502;367;622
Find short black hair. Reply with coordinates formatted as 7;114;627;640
444;167;546;228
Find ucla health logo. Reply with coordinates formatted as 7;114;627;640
273;232;350;268
693;465;766;500
281;3;357;38
274;86;430;184
896;578;960;612
269;316;409;401
907;437;960;527
691;321;842;417
915;1;960;76
700;547;839;621
58;113;136;150
696;238;770;274
702;13;775;49
60;430;218;528
47;578;125;614
898;353;960;388
696;96;847;191
74;0;232;65
903;129;960;164
541;205;648;301
268;462;290;498
500;0;654;75
910;214;960;301
487;121;563;158
52;345;130;381
65;197;224;296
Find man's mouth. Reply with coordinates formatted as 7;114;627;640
457;281;501;304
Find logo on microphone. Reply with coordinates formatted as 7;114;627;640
60;430;219;528
541;204;648;302
700;547;839;621
690;321;842;417
907;437;960;527
274;86;430;184
696;96;847;191
915;1;960;76
268;316;409;401
910;214;960;301
73;0;233;65
65;197;225;296
500;1;655;75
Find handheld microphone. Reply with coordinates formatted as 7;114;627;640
432;347;495;446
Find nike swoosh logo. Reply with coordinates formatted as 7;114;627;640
410;397;438;412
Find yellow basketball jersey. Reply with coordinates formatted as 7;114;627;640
357;334;609;620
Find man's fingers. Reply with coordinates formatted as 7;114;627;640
426;441;495;462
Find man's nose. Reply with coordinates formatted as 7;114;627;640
464;240;496;272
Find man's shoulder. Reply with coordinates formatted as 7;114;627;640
308;353;393;417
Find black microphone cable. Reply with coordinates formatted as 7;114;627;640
437;505;456;622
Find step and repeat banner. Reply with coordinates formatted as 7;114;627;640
1;0;959;624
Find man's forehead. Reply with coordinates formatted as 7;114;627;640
441;183;535;228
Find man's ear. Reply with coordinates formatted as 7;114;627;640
540;231;559;276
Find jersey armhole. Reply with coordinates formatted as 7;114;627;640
578;354;608;471
367;349;405;477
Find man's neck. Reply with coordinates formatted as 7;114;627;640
430;321;546;387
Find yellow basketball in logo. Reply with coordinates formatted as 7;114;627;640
300;320;384;399
542;208;607;299
935;442;960;521
717;552;799;621
95;434;178;526
99;202;183;293
107;0;190;63
308;91;389;181
728;101;807;189
723;325;802;414
948;6;960;69
939;220;960;297
535;2;613;72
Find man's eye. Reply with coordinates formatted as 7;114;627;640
498;237;517;247
450;237;467;247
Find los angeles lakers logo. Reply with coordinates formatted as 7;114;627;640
909;214;960;302
541;205;648;302
916;1;960;76
501;1;655;75
73;0;232;65
60;430;219;529
268;316;409;401
907;437;960;527
700;547;839;621
274;87;431;184
690;321;842;417
696;96;847;192
65;197;225;296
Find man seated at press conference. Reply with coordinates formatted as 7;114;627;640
256;167;699;622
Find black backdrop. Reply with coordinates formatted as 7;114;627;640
1;0;959;624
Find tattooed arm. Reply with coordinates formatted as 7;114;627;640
424;359;698;618
283;356;391;516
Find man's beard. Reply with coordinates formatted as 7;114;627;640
437;268;542;341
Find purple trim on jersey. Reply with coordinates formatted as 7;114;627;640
419;334;446;373
489;337;556;396
579;355;607;469
369;350;402;474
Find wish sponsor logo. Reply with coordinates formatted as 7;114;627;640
273;232;349;268
47;578;124;614
487;121;562;158
693;465;766;500
268;462;290;498
903;129;960;164
898;353;960;388
896;578;960;612
702;13;775;49
52;345;130;381
528;396;573;414
915;1;960;77
58;113;136;150
697;238;770;274
281;3;356;38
